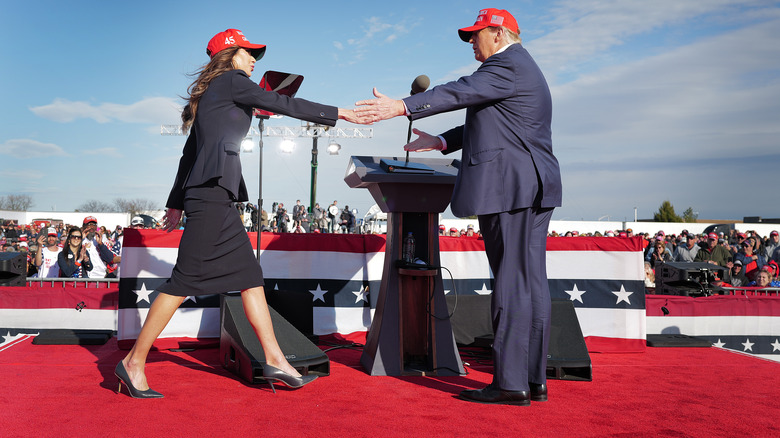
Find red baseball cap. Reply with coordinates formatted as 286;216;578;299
459;8;519;42
83;216;97;225
206;29;266;60
707;233;718;240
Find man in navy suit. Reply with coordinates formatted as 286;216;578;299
356;8;562;405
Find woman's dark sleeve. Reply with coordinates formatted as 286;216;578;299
58;252;77;278
231;71;338;127
165;132;197;210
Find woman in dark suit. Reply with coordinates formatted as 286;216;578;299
115;29;363;398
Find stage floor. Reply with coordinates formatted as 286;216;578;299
2;334;779;437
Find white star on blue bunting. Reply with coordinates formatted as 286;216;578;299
612;284;633;305
352;286;368;304
475;283;492;295
309;284;327;303
133;283;154;304
565;283;586;303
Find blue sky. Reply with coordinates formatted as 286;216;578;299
1;0;778;222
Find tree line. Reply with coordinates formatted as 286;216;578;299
0;194;158;218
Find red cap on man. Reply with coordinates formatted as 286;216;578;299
458;8;519;42
83;216;97;225
707;233;718;240
206;29;266;60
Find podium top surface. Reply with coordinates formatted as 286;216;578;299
344;156;460;188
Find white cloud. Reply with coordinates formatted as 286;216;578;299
552;17;780;161
0;139;67;158
0;169;44;180
335;16;418;64
29;96;181;124
529;0;770;75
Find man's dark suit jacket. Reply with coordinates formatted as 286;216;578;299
166;70;338;210
403;44;562;217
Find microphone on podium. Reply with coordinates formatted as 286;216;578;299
410;75;430;95
406;75;430;164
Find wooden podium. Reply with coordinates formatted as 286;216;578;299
345;156;465;376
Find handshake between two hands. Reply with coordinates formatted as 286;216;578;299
339;88;443;152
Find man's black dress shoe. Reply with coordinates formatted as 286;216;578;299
529;383;548;402
458;385;530;406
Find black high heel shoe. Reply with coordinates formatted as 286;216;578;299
262;365;318;393
114;361;164;399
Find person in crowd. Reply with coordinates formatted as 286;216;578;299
727;260;748;287
645;236;665;262
327;200;339;233
735;237;766;281
439;224;446;236
25;243;38;277
275;203;289;233
747;269;780;288
243;203;256;231
355;8;561;405
694;233;731;267
311;202;326;232
130;216;145;229
82;216;121;278
448;227;460;237
649;240;672;268
5;223;19;240
764;231;779;260
674;237;699;262
58;227;92;278
235;202;245;225
260;208;268;231
466;224;476;237
292;200;306;229
3;243;15;252
710;273;731;290
35;227;61;278
340;205;355;234
644;261;655;290
748;231;766;258
116;28;364;399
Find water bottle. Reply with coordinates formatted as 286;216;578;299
402;232;416;263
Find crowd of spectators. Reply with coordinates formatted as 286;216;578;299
1;215;156;279
620;228;780;293
4;213;780;291
235;200;358;234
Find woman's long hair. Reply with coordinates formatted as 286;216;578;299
181;46;241;133
62;226;83;260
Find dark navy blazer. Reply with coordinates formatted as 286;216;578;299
403;44;562;217
166;70;338;209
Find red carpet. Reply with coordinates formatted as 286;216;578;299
1;336;778;437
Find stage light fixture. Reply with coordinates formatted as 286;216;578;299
326;139;341;155
279;138;295;154
241;137;254;152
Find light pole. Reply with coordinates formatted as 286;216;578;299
163;123;372;235
310;130;319;216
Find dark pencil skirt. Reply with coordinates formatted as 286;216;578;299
157;183;264;297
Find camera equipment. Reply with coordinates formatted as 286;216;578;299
655;262;728;297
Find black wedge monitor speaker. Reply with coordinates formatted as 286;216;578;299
0;252;26;287
219;294;329;384
547;299;592;381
